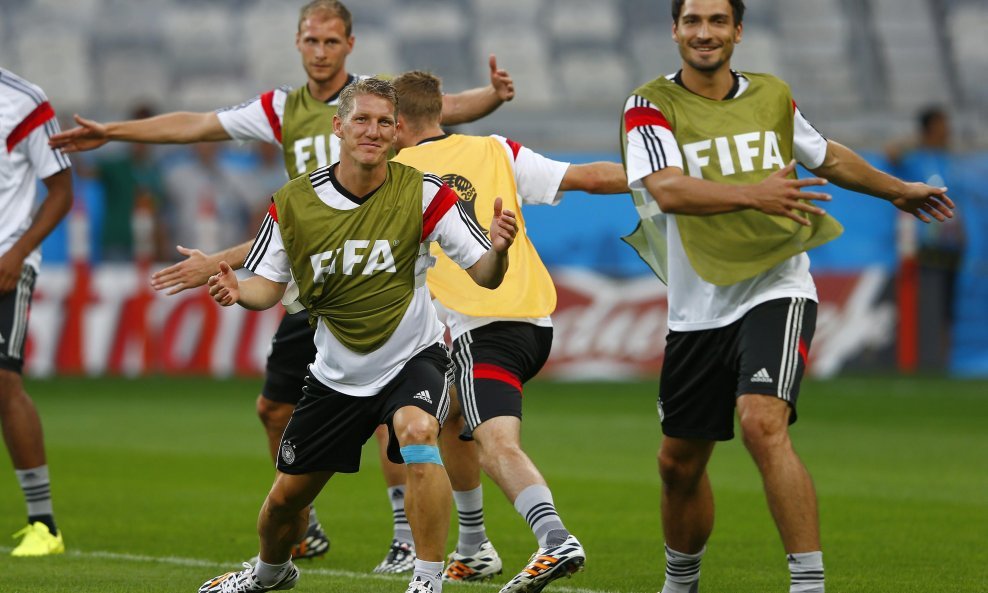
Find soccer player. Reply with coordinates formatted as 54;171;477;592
390;70;628;592
49;0;515;567
0;68;74;557
199;77;516;593
622;2;954;592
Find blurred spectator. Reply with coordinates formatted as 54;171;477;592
160;142;254;257
233;141;288;229
887;106;966;367
94;104;167;261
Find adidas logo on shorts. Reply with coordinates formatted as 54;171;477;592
751;368;773;383
413;390;433;404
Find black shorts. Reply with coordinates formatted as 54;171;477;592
658;297;817;441
263;311;318;405
276;343;453;474
0;266;37;375
451;321;553;439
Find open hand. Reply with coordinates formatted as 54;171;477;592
489;197;518;252
891;183;954;223
749;160;832;226
489;55;515;102
151;245;215;295
207;261;239;306
48;114;110;153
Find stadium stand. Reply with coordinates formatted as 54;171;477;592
2;0;985;150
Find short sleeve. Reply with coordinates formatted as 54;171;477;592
244;206;292;282
792;103;828;170
492;135;569;206
623;95;683;190
8;99;71;178
216;88;287;145
421;174;489;269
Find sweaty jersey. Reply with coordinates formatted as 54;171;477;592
216;74;366;178
393;134;568;340
245;162;491;397
623;71;828;332
0;68;72;272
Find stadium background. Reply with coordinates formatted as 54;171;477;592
3;0;988;377
2;2;988;592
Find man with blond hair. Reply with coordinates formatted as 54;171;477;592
51;0;516;569
198;78;517;593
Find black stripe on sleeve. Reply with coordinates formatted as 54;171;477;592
455;201;492;249
244;215;275;272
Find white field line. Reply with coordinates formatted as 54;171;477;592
0;546;627;593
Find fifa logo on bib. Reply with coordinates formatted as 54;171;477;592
682;131;786;178
310;240;397;282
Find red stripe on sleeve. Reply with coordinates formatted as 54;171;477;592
267;201;279;223
798;338;809;365
624;106;671;133
504;137;522;160
260;90;282;143
473;363;523;392
6;101;55;153
421;183;460;241
792;99;798;113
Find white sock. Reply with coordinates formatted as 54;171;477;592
788;551;824;593
411;558;443;590
307;505;319;528
254;558;292;586
453;486;487;554
16;465;54;519
388;486;413;545
513;484;567;548
660;545;704;593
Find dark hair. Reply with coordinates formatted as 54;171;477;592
918;106;947;133
672;0;745;25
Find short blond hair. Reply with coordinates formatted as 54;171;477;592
337;78;398;121
298;0;352;36
392;70;444;126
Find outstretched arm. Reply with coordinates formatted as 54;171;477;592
0;169;73;294
559;162;630;194
49;111;231;153
642;160;832;226
811;140;954;223
464;197;517;288
151;240;253;295
440;54;515;125
208;261;285;310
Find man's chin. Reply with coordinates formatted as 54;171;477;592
685;56;726;73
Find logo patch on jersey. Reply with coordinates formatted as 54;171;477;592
310;239;398;282
280;441;297;465
441;173;488;235
751;368;774;383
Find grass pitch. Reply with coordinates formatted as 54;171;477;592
1;375;986;592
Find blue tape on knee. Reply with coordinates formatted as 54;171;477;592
400;445;443;465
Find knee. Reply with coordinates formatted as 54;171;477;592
263;488;305;519
657;447;706;489
739;411;790;456
0;370;23;402
395;412;439;447
256;396;292;432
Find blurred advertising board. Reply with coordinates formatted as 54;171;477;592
22;265;895;380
